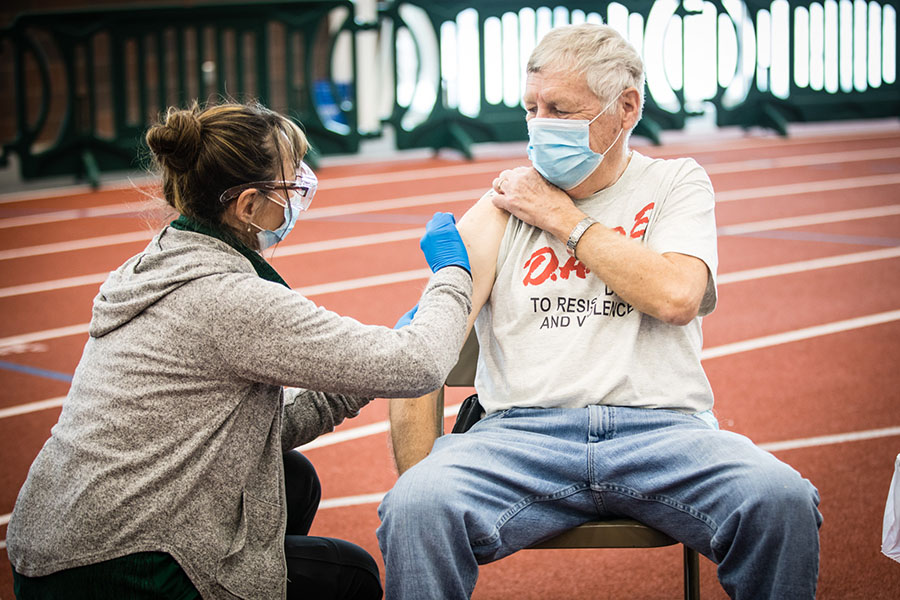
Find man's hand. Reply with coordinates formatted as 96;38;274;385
490;167;710;325
490;167;584;241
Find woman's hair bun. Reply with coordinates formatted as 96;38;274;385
146;107;203;174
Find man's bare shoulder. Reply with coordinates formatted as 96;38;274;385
458;190;510;242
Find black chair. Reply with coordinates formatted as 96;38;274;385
439;332;700;600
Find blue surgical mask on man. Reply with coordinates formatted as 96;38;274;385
526;91;624;190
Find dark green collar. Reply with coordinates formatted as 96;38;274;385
170;214;290;288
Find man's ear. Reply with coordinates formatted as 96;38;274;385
620;87;642;131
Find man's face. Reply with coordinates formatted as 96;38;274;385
523;69;622;157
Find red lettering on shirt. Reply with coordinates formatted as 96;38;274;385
523;248;590;286
523;246;559;286
558;256;590;280
521;204;656;287
629;202;655;239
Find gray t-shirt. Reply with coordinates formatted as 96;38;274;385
474;151;718;414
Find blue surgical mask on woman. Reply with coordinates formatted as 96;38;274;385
527;91;623;190
251;193;300;250
220;162;318;251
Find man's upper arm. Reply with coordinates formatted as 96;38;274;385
386;192;508;476
649;160;718;318
661;251;714;319
457;190;509;333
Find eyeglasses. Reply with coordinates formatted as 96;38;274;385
219;161;318;212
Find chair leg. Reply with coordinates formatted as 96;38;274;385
683;545;700;600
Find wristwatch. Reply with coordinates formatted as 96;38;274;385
565;216;598;258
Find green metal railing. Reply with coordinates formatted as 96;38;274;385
381;0;898;154
380;1;685;155
0;0;365;186
716;0;899;133
1;1;897;185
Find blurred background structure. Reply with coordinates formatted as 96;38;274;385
0;0;897;187
2;3;900;600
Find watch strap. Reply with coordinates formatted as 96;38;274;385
565;216;598;258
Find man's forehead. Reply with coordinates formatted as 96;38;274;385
524;69;595;103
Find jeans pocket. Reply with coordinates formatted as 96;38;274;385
216;491;284;599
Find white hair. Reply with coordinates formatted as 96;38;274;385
527;23;645;118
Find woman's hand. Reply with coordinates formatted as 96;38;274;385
419;212;471;274
393;304;418;328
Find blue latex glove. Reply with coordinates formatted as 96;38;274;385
394;304;418;329
420;212;471;274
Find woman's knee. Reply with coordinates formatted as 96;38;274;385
283;450;321;535
285;536;382;600
338;543;383;600
284;450;320;494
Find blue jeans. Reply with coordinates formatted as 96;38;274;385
376;406;821;599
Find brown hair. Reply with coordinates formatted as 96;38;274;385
145;100;309;230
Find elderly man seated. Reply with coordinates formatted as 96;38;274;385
377;23;822;600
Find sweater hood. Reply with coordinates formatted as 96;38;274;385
90;227;253;338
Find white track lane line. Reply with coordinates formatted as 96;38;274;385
0;187;487;230
316;425;900;509
296;269;432;297
297;309;900;451
717;204;900;236
4;165;900;230
0;273;110;298
703;146;900;174
717;247;900;284
700;310;900;360
0;227;424;262
3;137;899;205
269;228;423;257
0;396;65;420
0;324;90;348
0;203;161;229
2;243;899;348
4;204;899;298
2;317;899;519
716;173;900;203
0;231;156;261
3;423;897;519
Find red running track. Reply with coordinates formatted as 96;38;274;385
1;122;899;599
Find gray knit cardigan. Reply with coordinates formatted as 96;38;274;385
7;226;472;599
